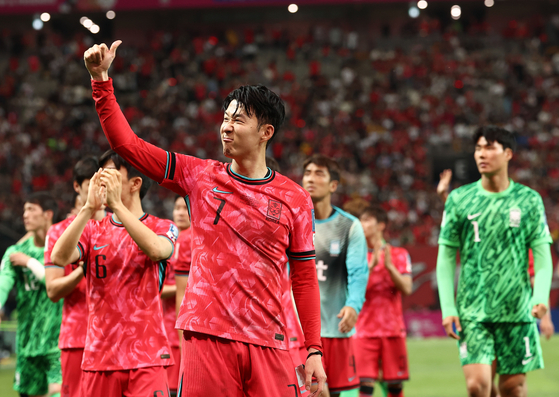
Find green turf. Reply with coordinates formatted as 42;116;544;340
1;337;558;396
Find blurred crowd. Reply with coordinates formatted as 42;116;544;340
1;13;559;248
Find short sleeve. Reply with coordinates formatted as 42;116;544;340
44;226;56;266
174;230;192;276
527;194;553;248
154;220;179;260
286;196;316;261
397;249;412;275
438;191;460;248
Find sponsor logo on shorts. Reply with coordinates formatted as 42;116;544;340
348;376;356;382
460;342;468;359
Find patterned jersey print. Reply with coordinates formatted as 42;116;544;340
355;247;412;338
44;216;88;349
173;228;192;277
0;237;62;357
77;213;178;370
283;267;305;350
314;207;369;338
162;259;180;348
162;154;316;350
439;179;552;323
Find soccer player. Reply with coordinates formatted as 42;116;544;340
354;205;412;397
83;40;326;397
165;195;191;395
0;192;63;397
44;156;105;397
437;126;553;397
51;150;178;397
302;154;369;396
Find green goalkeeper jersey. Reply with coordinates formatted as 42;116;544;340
0;237;62;357
439;179;552;323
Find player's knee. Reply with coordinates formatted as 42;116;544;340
359;382;374;397
499;378;526;397
466;377;490;397
387;382;404;397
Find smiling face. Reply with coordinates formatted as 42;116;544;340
220;100;272;160
474;136;512;176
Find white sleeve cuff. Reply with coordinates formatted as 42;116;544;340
26;258;45;280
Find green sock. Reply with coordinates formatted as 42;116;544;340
379;382;389;397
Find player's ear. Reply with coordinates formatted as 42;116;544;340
504;147;513;161
329;177;338;193
130;176;143;196
260;124;274;145
44;209;54;223
73;181;81;194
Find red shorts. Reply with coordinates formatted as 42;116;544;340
82;366;170;397
166;346;181;391
321;337;359;393
354;336;409;383
178;331;301;397
289;345;307;367
61;348;84;397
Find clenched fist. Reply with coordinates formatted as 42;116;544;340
84;40;122;81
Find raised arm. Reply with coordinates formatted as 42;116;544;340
84;42;180;192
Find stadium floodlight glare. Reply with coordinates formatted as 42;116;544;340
90;24;100;34
450;5;461;20
40;12;51;22
106;10;116;19
409;6;420;18
288;4;298;13
83;19;93;28
80;16;88;25
32;18;44;30
417;0;428;10
484;0;494;7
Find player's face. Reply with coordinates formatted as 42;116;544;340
75;179;90;209
173;197;191;231
220;101;267;159
302;163;337;202
23;202;50;232
102;160;134;203
474;136;512;176
360;213;383;239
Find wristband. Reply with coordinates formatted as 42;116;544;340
26;258;45;280
306;351;323;361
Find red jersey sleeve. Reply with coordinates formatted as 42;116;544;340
77;220;93;262
394;247;412;275
44;225;58;267
173;229;192;276
153;219;179;259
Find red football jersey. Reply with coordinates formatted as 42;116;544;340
92;78;322;352
355;246;412;338
282;268;304;350
173;228;192;277
162;260;180;348
77;213;178;371
44;216;88;350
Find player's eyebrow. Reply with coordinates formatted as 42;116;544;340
224;110;247;119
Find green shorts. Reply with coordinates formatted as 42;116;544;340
457;321;543;375
14;351;62;395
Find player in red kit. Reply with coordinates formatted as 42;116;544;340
83;40;326;397
52;150;178;397
44;156;105;397
164;196;191;395
354;206;413;397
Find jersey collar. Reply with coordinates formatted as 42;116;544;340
475;178;515;198
110;213;149;227
226;164;275;185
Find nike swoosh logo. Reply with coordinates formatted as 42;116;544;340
522;357;534;365
93;244;108;251
348;376;356;382
467;213;481;220
212;187;233;194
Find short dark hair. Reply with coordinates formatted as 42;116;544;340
73;156;99;186
223;85;286;148
303;154;341;182
361;205;388;225
99;150;153;200
266;156;281;173
25;192;59;223
473;125;516;153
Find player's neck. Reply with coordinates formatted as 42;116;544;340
93;209;105;221
231;156;269;180
32;228;48;248
313;196;333;220
480;171;510;193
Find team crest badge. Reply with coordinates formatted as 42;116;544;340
266;199;282;224
509;208;521;228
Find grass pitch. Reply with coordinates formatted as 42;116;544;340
1;337;557;396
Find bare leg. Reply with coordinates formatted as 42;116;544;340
490;360;500;397
462;364;492;397
498;374;526;397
